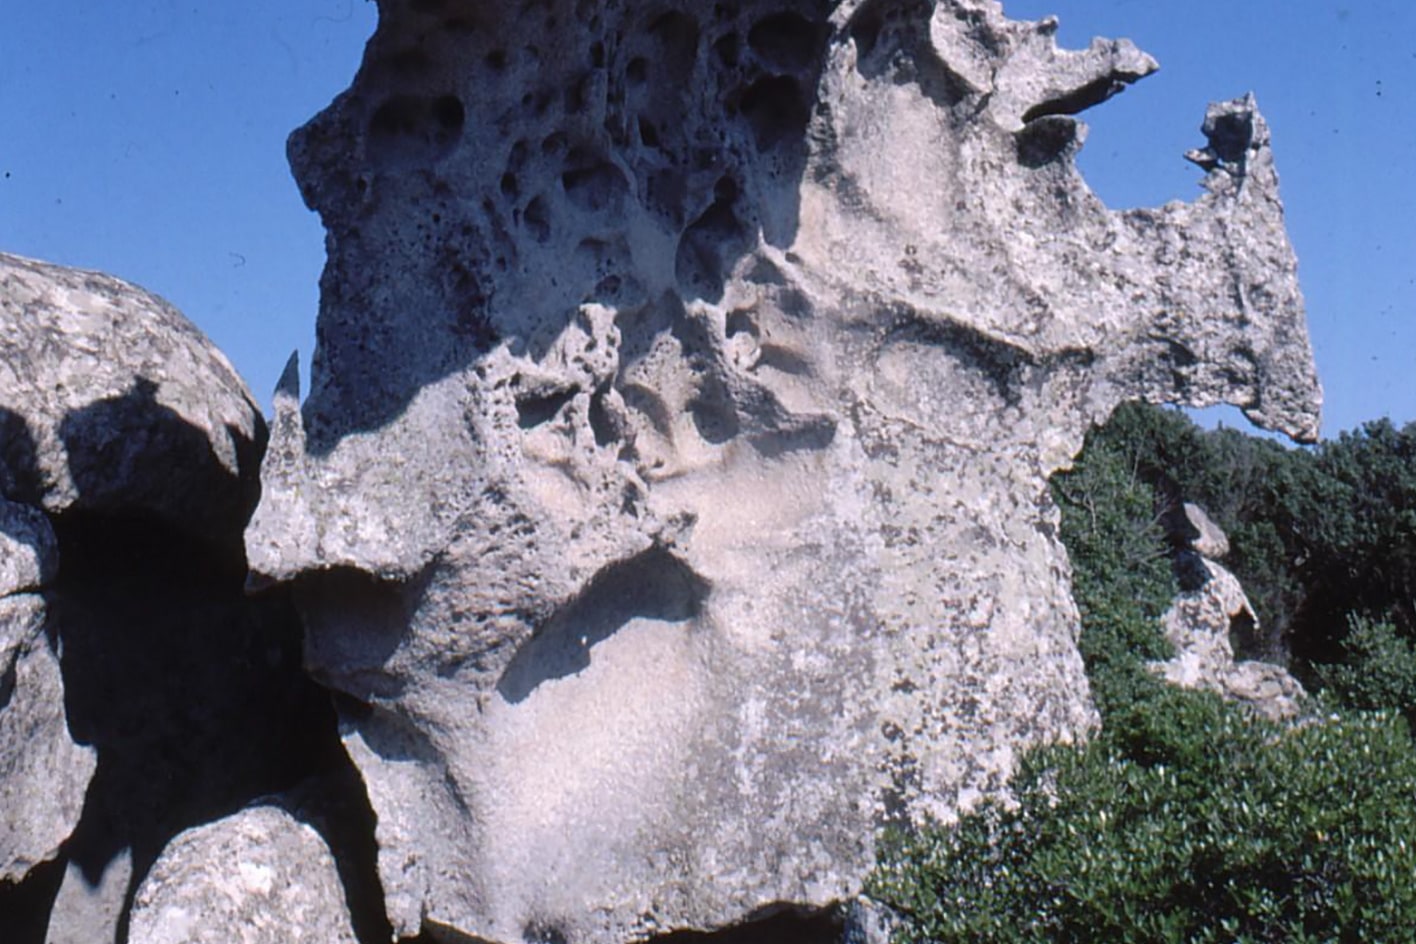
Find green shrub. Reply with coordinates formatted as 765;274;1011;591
1049;427;1175;719
868;404;1416;943
1319;613;1416;717
870;695;1416;943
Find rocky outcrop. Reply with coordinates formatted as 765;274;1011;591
0;254;375;942
127;806;359;944
245;1;1321;941
1153;506;1306;721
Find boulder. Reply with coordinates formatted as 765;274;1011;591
1182;501;1230;560
0;253;350;939
0;500;56;595
0;594;96;883
127;806;358;944
1151;559;1306;721
247;1;1322;940
0;251;264;538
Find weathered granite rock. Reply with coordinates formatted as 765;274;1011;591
249;1;1322;940
0;252;264;538
0;254;361;939
1152;509;1306;721
127;806;358;944
1180;501;1229;560
0;500;56;595
0;594;96;883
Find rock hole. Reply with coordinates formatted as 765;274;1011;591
485;48;508;71
561;159;629;213
506;139;528;167
1207;111;1255;164
739;75;808;150
674;176;747;300
1229;608;1261;661
501;173;519;197
1015;115;1079;168
638;116;660;148
725;310;757;338
688;375;739;445
515;386;578;429
367;94;465;167
523;196;551;243
747;12;822;72
588;388;618;447
626;57;648;84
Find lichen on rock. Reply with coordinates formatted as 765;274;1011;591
245;1;1321;941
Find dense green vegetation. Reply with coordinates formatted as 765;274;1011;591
869;403;1416;942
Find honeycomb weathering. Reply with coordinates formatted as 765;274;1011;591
245;1;1321;940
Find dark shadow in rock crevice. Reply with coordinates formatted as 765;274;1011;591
56;377;264;547
649;903;845;944
496;546;708;703
29;388;394;943
48;509;349;940
0;858;65;944
0;407;43;505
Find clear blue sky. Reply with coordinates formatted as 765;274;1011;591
2;1;1412;438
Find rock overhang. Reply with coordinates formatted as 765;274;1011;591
246;2;1321;940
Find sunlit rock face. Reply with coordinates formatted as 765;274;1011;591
248;1;1321;940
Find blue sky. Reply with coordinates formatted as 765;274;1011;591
2;1;1412;438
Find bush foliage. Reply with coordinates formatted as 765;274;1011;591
869;404;1416;942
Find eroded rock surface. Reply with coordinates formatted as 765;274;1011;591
0;593;95;885
249;1;1322;940
1153;508;1306;721
127;806;358;944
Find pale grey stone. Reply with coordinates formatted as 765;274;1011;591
0;595;97;883
0;499;56;596
1183;502;1230;560
0;251;263;537
1151;559;1306;720
247;1;1322;940
44;848;133;944
127;806;358;944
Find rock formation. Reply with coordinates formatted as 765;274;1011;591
127;806;359;944
1;502;93;885
0;253;379;942
1153;504;1306;721
242;1;1321;941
